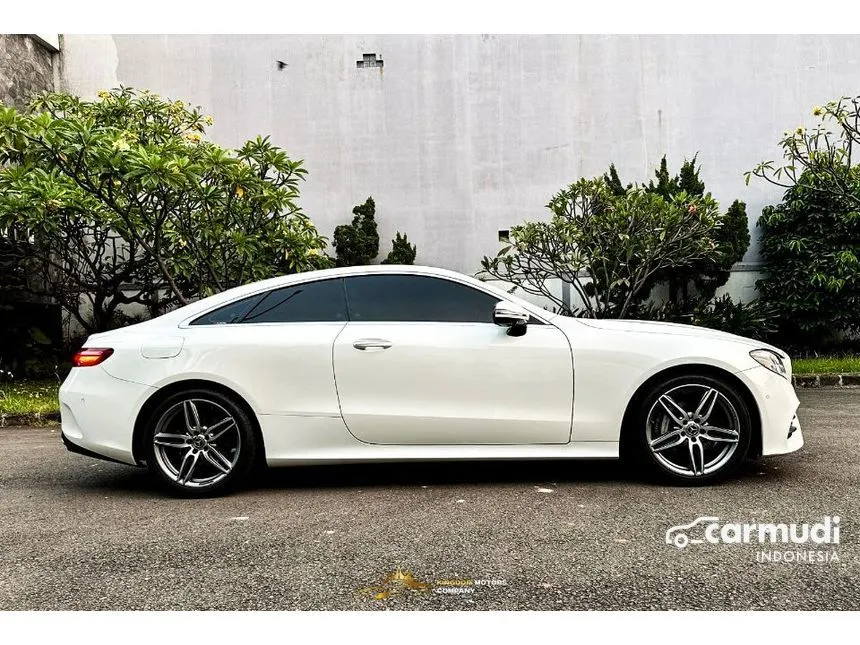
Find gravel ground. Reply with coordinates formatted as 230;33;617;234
0;388;857;610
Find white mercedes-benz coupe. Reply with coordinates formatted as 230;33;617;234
60;265;803;496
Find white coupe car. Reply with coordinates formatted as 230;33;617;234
60;265;803;496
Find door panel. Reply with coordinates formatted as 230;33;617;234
183;323;347;417
333;322;573;445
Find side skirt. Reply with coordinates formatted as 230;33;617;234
258;414;618;466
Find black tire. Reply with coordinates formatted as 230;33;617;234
630;374;752;485
144;388;257;497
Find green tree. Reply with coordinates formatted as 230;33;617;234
747;96;860;348
608;156;749;310
332;196;380;267
0;164;163;332
481;177;721;318
382;232;417;265
756;170;860;347
0;87;329;331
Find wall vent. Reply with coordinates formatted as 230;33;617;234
356;53;383;69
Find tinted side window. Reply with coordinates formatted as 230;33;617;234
191;279;347;325
345;275;499;323
190;293;267;325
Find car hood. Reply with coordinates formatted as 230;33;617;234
571;318;786;355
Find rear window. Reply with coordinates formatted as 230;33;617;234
190;279;347;325
189;293;267;325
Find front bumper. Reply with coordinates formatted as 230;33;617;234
735;365;804;456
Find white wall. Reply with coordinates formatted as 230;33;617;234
59;35;860;287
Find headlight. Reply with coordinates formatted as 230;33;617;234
750;349;788;379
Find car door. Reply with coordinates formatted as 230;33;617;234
185;277;348;418
332;273;574;445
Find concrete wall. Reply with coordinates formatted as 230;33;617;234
0;34;56;109
58;35;860;289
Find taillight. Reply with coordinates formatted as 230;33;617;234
72;347;114;367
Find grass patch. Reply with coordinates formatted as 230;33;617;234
793;356;860;375
0;380;61;416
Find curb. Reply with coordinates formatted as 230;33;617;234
792;373;860;388
0;411;61;427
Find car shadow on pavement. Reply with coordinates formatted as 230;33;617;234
60;454;791;497
255;458;634;491
52;456;633;498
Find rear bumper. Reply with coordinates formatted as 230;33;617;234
59;366;156;465
61;431;135;466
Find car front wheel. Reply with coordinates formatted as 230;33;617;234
145;388;257;497
633;374;752;485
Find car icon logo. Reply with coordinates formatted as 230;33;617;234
665;516;720;549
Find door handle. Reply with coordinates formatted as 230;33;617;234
353;338;392;351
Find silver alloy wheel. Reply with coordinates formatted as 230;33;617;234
645;383;741;477
152;398;241;488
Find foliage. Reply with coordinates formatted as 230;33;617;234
0;234;63;378
481;177;721;318
747;97;860;349
382;232;417;265
333;197;380;267
640;294;778;341
746;95;860;209
0;299;63;379
690;294;778;340
0;165;163;331
755;170;860;347
607;156;749;310
0;87;329;332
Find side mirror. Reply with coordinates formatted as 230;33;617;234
493;301;529;336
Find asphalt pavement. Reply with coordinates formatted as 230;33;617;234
0;389;857;610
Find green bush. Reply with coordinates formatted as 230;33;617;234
756;170;860;348
382;232;417;265
333;197;418;267
748;96;860;350
640;295;778;341
333;197;380;267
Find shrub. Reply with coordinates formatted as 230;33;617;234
0;233;63;378
382;232;417;265
748;96;860;349
333;197;380;267
0;300;63;379
756;170;860;347
692;295;779;340
640;295;778;341
333;197;418;267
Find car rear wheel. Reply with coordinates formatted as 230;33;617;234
145;388;257;497
633;374;752;485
